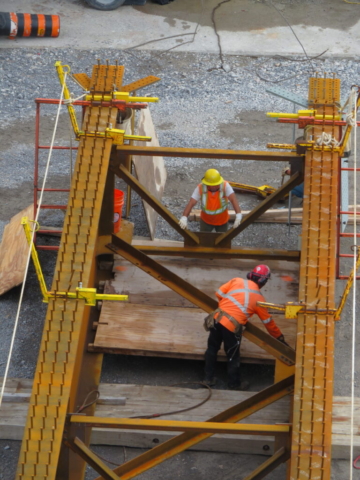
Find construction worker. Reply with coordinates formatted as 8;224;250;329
178;168;242;232
203;265;288;390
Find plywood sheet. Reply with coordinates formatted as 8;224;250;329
0;204;34;295
133;108;167;239
94;301;296;361
96;258;299;361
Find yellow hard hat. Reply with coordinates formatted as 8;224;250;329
202;168;223;186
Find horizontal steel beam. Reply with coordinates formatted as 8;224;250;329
94;375;294;480
135;245;300;261
116;145;303;161
70;416;290;436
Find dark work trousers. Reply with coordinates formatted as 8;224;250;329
204;322;243;388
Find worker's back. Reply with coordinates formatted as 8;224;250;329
216;277;266;331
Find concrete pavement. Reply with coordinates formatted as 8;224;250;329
0;0;359;57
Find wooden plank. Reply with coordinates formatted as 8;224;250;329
133;108;167;240
93;302;296;361
0;380;358;458
110;257;298;308
0;204;34;295
188;206;358;225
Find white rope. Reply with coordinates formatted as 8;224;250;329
315;131;340;147
63;91;88;105
0;74;67;409
349;86;358;480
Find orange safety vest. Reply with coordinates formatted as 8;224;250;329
199;182;229;226
214;278;283;339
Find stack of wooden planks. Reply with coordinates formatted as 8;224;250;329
0;378;358;458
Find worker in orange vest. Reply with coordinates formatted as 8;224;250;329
178;168;242;232
203;264;289;390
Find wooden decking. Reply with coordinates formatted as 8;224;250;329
92;250;299;362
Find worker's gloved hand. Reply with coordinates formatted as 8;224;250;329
233;213;242;229
277;334;290;347
179;216;188;230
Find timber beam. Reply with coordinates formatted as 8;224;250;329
134;245;300;261
106;235;296;366
116;145;304;161
112;163;200;245
216;171;303;246
93;375;294;480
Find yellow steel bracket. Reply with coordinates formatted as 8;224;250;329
257;301;336;319
77;128;151;145
85;92;159;103
21;217;49;302
267;109;341;121
334;249;360;321
21;217;128;305
54;61;81;137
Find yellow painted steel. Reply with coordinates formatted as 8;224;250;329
85;93;158;103
229;182;277;198
257;301;336;319
55;61;81;136
267;110;341;121
77;128;151;145
290;80;340;480
267;143;296;150
335;250;360;320
21;217;128;306
70;415;290;435
21;217;49;301
121;75;161;93
16;93;119;479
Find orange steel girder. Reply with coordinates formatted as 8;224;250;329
289;84;340;479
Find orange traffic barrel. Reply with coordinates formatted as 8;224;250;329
0;12;60;38
113;189;124;233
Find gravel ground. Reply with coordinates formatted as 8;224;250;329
0;48;360;478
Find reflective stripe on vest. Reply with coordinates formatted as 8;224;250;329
200;182;228;215
262;317;272;324
216;280;259;319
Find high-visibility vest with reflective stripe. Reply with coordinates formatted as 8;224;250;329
199;182;229;226
214;277;282;338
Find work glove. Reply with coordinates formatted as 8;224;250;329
179;216;188;230
233;213;242;229
277;334;290;347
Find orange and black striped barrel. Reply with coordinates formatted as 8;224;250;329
0;12;60;38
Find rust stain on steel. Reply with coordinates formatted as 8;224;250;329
290;97;339;479
116;145;304;161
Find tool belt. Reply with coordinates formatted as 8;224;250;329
203;308;243;334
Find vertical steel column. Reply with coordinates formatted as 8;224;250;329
290;78;340;479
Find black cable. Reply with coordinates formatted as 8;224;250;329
129;382;213;419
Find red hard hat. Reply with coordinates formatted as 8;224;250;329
251;264;271;279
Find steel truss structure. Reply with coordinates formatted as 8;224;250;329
15;63;357;480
